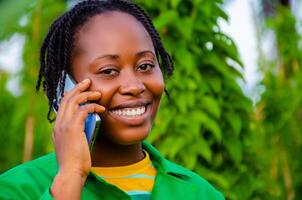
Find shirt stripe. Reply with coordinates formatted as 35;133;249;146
91;150;156;196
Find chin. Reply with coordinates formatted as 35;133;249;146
98;123;152;146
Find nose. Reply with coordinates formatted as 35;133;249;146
118;76;146;97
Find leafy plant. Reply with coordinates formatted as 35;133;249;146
135;1;257;199
0;0;65;170
254;4;302;199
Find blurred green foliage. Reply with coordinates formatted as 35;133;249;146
0;0;65;171
253;4;302;200
136;1;255;199
0;0;301;200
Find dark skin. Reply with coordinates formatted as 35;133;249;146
51;11;164;199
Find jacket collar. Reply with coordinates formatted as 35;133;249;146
142;141;191;180
143;141;200;199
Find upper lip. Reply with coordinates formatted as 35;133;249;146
109;100;151;110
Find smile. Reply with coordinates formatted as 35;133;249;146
108;104;151;126
110;106;146;117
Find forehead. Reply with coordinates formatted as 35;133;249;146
74;11;154;55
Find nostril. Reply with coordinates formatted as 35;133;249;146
119;83;146;96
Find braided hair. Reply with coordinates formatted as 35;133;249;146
36;0;174;122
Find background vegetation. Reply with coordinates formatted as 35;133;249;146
0;0;301;199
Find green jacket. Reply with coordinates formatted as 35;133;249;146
0;142;224;200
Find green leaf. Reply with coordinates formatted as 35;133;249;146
175;17;194;41
194;137;212;162
197;112;222;142
224;136;242;165
168;136;186;159
175;47;196;71
180;148;197;170
225;112;242;136
200;96;221;119
204;54;233;79
153;10;178;30
170;0;181;8
195;165;230;189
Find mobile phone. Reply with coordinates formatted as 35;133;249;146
54;74;101;151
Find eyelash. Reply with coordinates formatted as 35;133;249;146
137;63;155;72
98;63;155;76
99;68;118;76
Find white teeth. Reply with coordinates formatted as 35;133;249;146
111;106;146;117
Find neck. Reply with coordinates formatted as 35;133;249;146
91;136;144;167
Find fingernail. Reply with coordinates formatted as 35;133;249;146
83;79;90;83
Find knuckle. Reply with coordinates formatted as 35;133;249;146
62;125;73;133
67;95;78;106
65;97;72;105
55;123;67;133
67;95;74;103
83;95;88;103
88;104;95;111
78;110;88;119
78;105;85;111
74;85;82;93
57;126;64;134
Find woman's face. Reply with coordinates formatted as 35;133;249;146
70;11;164;145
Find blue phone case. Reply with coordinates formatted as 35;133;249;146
55;74;101;150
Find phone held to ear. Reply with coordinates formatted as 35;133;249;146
54;74;101;151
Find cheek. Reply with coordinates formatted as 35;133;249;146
147;71;165;100
146;74;165;119
89;78;118;108
149;79;164;100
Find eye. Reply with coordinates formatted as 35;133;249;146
98;68;119;76
137;63;155;72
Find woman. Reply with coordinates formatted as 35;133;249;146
0;0;224;199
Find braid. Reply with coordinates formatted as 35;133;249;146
37;0;174;122
118;1;174;76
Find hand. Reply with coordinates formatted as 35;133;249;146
51;78;105;198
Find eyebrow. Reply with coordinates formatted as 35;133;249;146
135;50;156;59
95;50;156;61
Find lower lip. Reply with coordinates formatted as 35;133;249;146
108;104;151;126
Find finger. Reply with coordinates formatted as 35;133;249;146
79;103;106;114
68;78;91;96
67;91;102;108
63;91;102;120
57;79;92;119
74;104;105;122
59;79;91;110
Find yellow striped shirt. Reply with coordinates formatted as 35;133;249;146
91;150;156;199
